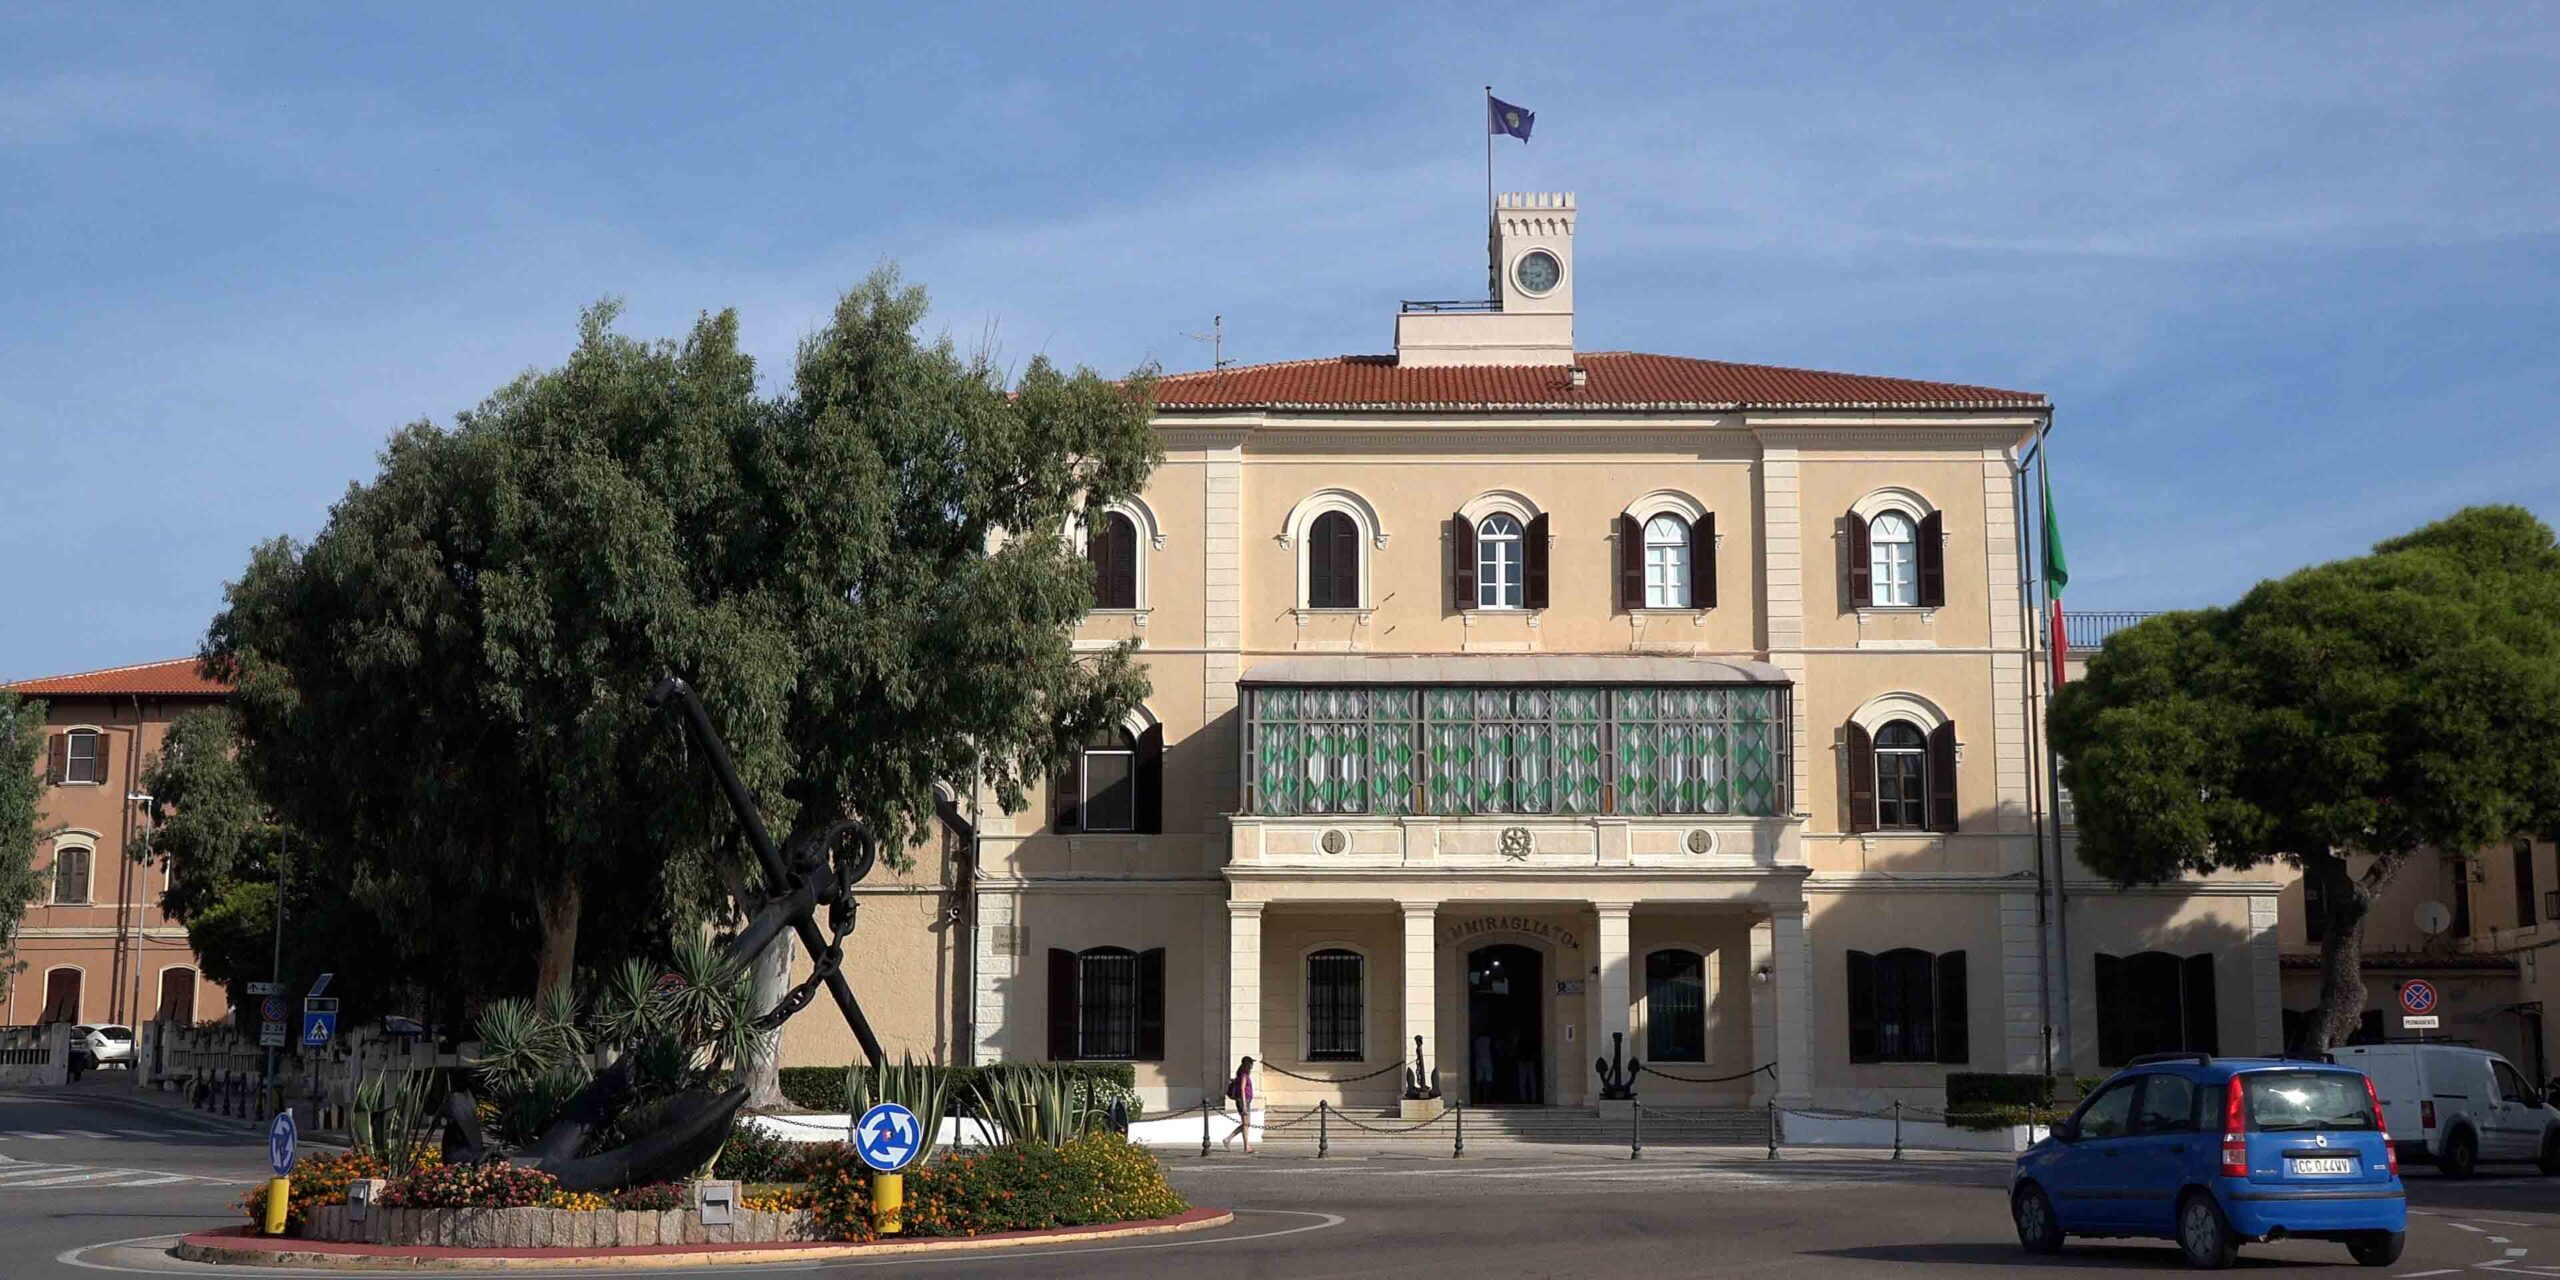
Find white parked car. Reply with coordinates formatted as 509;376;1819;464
70;1023;135;1069
2334;1043;2560;1176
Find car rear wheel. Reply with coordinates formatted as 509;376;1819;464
2347;1231;2405;1267
2538;1133;2559;1177
2442;1129;2479;1178
2177;1193;2238;1270
2012;1184;2063;1255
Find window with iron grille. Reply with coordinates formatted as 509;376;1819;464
1076;948;1139;1061
1645;949;1707;1062
1305;949;1364;1061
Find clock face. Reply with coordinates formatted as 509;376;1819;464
1514;249;1561;295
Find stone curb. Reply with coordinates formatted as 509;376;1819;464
171;1208;1235;1270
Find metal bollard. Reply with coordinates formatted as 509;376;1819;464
1453;1101;1465;1158
1892;1100;1904;1161
1202;1090;1212;1158
1631;1102;1643;1161
1766;1099;1780;1161
1318;1101;1330;1158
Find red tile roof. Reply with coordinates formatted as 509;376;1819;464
1151;351;2046;413
3;658;232;699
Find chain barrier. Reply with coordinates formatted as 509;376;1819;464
1633;1061;1777;1086
1323;1105;1458;1136
1255;1059;1411;1084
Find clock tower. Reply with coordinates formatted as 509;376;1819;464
1395;191;1577;367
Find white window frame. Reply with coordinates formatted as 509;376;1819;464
1078;736;1138;833
1643;514;1691;609
1477;513;1525;610
1869;511;1918;608
62;727;106;786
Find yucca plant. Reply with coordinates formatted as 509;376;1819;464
972;1064;1096;1149
845;1054;950;1163
350;1071;389;1153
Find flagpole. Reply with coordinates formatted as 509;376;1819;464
2032;425;2074;1076
1484;85;1495;300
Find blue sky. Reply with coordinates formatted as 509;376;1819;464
3;3;2554;680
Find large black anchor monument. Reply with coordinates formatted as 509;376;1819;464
438;677;885;1190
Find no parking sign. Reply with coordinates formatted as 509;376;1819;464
2398;979;2438;1015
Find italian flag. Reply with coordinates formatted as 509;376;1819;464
2042;458;2070;686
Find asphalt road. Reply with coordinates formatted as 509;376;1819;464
17;1084;2560;1279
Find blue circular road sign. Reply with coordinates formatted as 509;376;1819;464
854;1102;922;1173
268;1109;298;1176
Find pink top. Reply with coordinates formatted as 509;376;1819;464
1236;1071;1254;1106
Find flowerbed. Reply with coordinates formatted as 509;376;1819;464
807;1135;1185;1242
380;1160;560;1208
236;1148;445;1229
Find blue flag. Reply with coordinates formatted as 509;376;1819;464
1488;96;1534;142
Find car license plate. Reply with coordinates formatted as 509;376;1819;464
2288;1157;2356;1176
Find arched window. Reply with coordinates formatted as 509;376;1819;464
157;968;199;1024
1872;721;1928;831
1645;949;1708;1062
1845;948;1969;1064
1869;511;1917;607
1304;949;1365;1061
1044;944;1165;1062
1088;511;1139;610
1643;515;1691;609
51;845;92;905
2095;952;2218;1065
1476;513;1525;609
40;967;82;1024
1306;510;1361;608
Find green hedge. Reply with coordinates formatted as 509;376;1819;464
806;1135;1185;1242
1945;1072;2057;1109
778;1062;1141;1115
1945;1103;2056;1131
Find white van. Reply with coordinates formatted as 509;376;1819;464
2333;1043;2560;1176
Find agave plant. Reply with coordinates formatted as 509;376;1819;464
972;1064;1097;1149
846;1054;950;1164
350;1071;389;1153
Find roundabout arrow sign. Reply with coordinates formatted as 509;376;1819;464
855;1102;921;1173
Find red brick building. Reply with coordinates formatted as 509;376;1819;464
4;659;231;1027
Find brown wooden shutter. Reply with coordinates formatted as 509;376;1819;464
1690;512;1716;609
1845;721;1876;834
1927;721;1959;833
1136;947;1167;1061
1451;514;1477;610
1617;514;1644;611
1934;950;1970;1064
1523;513;1550;610
1048;949;1079;1060
1052;760;1080;833
1135;724;1164;834
1846;511;1872;607
45;733;65;786
1330;516;1360;607
1845;951;1878;1062
89;731;105;782
1917;510;1946;608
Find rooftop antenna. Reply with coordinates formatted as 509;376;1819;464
1182;314;1231;371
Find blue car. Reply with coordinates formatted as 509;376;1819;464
2011;1053;2405;1269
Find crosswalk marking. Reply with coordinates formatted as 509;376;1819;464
0;1131;64;1140
55;1129;114;1139
0;1165;81;1180
10;1170;125;1187
0;1155;244;1190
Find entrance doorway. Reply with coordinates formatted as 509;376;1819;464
1466;944;1544;1104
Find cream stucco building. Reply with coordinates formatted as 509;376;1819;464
789;193;2295;1110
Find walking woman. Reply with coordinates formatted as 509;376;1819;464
1223;1056;1258;1153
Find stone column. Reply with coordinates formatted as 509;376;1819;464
1593;902;1633;1092
1227;901;1263;1073
1402;903;1440;1094
1771;905;1812;1104
1748;916;1777;1106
